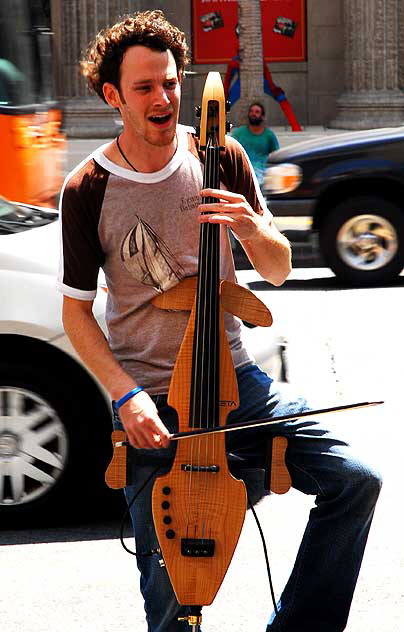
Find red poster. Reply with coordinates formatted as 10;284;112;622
192;0;306;63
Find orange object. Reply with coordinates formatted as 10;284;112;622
0;107;66;207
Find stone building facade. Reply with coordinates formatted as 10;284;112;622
49;0;404;136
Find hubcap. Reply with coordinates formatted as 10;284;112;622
337;214;398;271
0;433;19;456
0;387;68;506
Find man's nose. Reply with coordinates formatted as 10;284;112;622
153;87;171;106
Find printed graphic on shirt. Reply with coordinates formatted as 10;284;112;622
121;215;185;293
180;194;200;213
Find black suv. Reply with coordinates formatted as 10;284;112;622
264;127;404;285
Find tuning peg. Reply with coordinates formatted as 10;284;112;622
195;105;202;118
225;100;231;113
195;125;201;138
226;121;232;133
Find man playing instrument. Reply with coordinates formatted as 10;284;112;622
58;10;381;632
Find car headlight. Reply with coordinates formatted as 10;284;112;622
263;163;302;194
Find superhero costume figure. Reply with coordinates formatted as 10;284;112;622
223;54;302;132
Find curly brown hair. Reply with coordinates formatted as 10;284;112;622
80;10;189;102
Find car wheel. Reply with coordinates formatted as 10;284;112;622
0;359;113;527
319;196;404;285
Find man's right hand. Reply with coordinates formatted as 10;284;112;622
119;390;171;449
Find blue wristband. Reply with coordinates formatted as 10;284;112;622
114;386;144;410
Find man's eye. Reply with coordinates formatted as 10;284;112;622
165;82;177;90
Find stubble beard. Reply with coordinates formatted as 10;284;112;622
124;105;178;148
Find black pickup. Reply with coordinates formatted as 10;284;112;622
181;538;215;557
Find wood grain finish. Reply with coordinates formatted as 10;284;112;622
269;436;291;494
152;299;246;605
105;430;127;489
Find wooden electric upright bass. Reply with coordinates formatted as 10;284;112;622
149;72;276;616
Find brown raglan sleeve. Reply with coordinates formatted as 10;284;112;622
220;135;273;218
57;160;108;300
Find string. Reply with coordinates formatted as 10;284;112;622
187;151;213;535
207;138;220;464
193;132;221;541
202;138;212;540
202;139;214;540
116;135;138;171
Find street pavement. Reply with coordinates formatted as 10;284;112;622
235;267;404;632
2;265;403;632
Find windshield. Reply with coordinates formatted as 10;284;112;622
0;197;57;234
0;0;53;106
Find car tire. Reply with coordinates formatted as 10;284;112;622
0;358;116;527
319;196;404;285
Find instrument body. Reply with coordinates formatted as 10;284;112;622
151;72;251;605
151;284;247;605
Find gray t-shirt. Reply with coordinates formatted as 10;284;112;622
57;125;271;395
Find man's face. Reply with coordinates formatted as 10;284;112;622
248;105;264;126
116;45;181;147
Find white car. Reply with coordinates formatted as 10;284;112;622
0;198;118;527
0;198;286;527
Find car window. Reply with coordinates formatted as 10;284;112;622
0;197;58;234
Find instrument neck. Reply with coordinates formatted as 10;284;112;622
190;139;221;429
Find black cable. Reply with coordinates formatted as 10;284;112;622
247;494;283;632
119;464;163;557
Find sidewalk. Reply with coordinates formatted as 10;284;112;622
65;125;350;174
271;124;349;147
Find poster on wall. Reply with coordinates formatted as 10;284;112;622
192;0;306;64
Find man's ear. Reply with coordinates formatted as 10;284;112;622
103;82;122;109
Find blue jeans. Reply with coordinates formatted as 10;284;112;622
119;364;382;632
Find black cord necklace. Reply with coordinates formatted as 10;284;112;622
116;135;138;171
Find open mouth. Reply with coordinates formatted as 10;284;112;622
148;113;172;126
